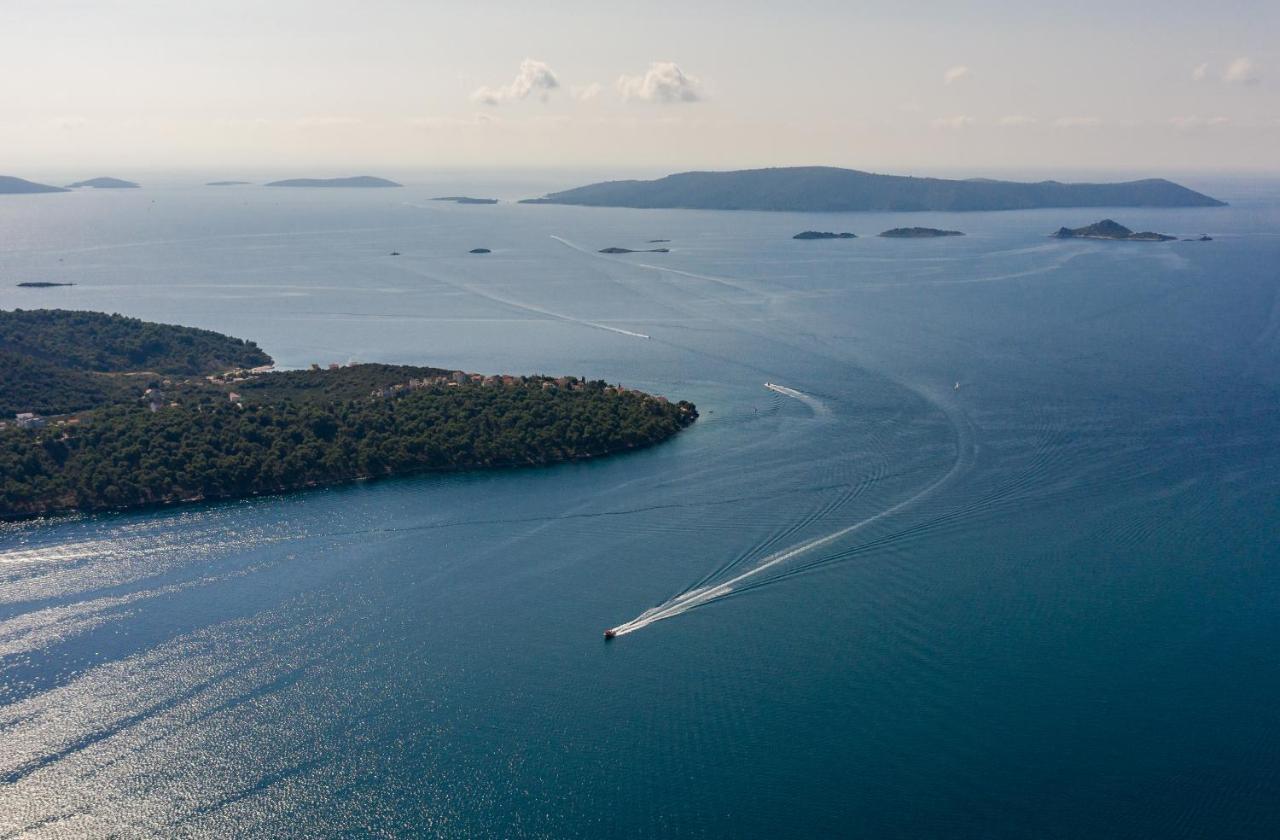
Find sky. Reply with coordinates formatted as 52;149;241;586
2;0;1277;176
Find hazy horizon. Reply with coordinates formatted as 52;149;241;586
3;0;1276;173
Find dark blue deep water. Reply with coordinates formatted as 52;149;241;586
2;176;1278;837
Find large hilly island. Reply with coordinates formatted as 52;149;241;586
0;176;69;194
0;309;695;519
265;176;402;188
521;166;1225;212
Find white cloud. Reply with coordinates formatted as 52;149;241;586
571;82;603;102
471;59;560;105
931;114;975;129
943;65;971;85
617;62;702;103
998;115;1037;127
1053;116;1101;128
1192;62;1210;81
1223;56;1259;84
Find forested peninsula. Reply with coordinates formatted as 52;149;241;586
0;310;696;519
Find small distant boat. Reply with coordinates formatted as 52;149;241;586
603;628;618;640
954;381;961;391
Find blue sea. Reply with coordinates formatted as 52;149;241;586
1;174;1278;837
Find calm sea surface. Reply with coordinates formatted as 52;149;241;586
1;175;1278;837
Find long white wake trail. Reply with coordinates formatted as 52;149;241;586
460;283;650;340
608;392;973;637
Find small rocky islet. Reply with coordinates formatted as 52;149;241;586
794;231;857;240
879;227;965;238
1053;219;1176;241
433;196;499;205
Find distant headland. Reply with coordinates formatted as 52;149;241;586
0;176;69;195
0;309;696;520
67;177;139;189
1053;220;1175;241
519;166;1225;212
265;176;402;188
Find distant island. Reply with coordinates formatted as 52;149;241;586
0;176;69;195
519;166;1225;212
207;180;252;186
794;231;856;240
600;246;670;254
16;282;75;288
67;177;139;189
265;176;402;188
0;309;696;519
880;227;964;238
470;248;492;254
1053;219;1175;242
433;196;499;204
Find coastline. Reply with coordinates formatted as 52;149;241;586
0;384;698;522
0;424;694;523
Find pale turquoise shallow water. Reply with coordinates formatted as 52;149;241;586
1;175;1278;837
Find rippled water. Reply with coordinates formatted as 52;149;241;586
2;175;1279;837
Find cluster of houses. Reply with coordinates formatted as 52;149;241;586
12;412;46;429
3;412;90;432
370;370;518;399
209;363;276;382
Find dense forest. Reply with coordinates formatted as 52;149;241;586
0;309;271;373
0;309;697;519
0;380;696;518
231;363;454;404
0;309;272;415
0;351;122;415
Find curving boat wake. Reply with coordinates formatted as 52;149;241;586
764;382;831;416
605;385;974;638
